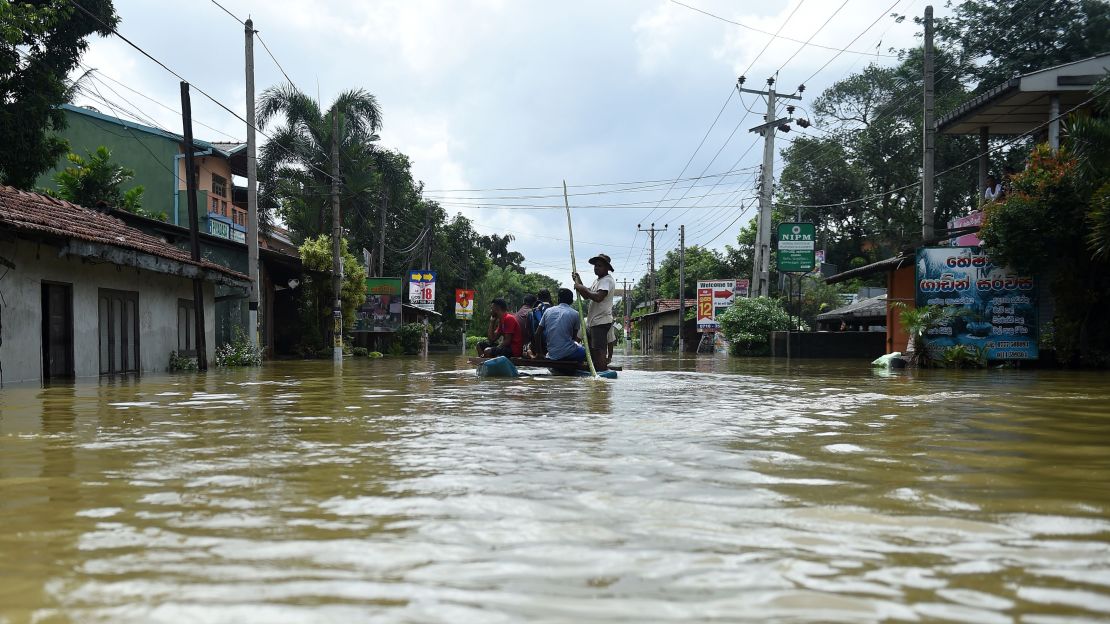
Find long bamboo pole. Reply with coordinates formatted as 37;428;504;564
564;180;597;377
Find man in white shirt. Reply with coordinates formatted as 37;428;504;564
983;174;1004;203
573;253;616;370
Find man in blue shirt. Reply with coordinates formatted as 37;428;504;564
535;288;586;362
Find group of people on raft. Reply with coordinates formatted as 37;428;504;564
475;253;617;371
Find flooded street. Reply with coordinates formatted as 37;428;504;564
2;355;1110;623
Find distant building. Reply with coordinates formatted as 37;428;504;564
0;185;249;384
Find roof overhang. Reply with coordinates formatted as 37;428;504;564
938;54;1110;135
60;239;249;288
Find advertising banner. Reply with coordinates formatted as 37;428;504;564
915;246;1037;360
947;210;983;247
353;278;403;333
408;270;436;311
455;289;475;320
734;279;750;298
777;222;816;272
696;279;737;331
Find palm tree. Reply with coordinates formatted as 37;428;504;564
255;83;382;240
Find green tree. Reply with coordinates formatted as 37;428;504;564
932;0;1110;91
479;233;525;271
0;0;118;188
256;83;382;238
717;297;791;355
655;245;733;299
51;145;156;217
297;234;368;346
471;266;561;336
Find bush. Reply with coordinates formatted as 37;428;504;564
168;350;197;371
939;345;987;369
369;351;384;358
315;347;335;359
397;323;425;355
717;297;791;355
466;335;481;350
215;327;262;367
352;346;369;357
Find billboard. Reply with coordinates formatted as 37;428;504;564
455;289;475;320
915;246;1037;360
734;279;750;298
696;279;738;331
777;222;816;272
353;278;403;333
408;270;436;311
948;210;983;247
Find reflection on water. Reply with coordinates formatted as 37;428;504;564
2;355;1110;622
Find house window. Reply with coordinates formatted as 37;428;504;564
211;173;227;198
210;197;219;213
222;200;228;216
177;298;196;356
99;289;139;375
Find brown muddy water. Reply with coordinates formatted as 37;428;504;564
2;354;1110;623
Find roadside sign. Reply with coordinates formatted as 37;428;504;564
408;270;436;311
734;279;749;298
777;222;815;273
696;279;737;331
455;289;475;319
354;278;402;333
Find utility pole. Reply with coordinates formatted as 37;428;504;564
180;82;207;371
378;193;387;277
330;108;342;364
244;18;260;353
678;224;685;355
741;76;802;297
922;5;936;241
637;222;667;303
422;205;431;358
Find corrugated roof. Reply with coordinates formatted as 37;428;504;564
816;294;887;321
0;185;247;282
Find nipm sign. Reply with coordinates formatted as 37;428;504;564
777;222;815;273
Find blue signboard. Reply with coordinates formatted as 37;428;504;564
915;246;1037;360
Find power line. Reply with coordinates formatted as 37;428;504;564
670;0;899;57
775;0;850;75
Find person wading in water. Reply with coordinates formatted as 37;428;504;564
573;253;616;371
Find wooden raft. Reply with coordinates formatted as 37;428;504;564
467;356;622;372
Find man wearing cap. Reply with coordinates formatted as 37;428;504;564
573;253;617;371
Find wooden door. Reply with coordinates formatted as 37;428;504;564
41;282;74;380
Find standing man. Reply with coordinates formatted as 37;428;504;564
475;298;524;358
573;253;616;370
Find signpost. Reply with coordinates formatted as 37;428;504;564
696;279;738;331
408;270;436;311
455;289;475;320
353;278;402;333
915;246;1038;360
776;222;816;273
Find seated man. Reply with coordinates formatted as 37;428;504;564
535;288;586;362
475;298;524;358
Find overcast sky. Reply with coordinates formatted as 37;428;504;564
75;0;942;286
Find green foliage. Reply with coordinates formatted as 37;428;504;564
895;303;962;368
397;323;425;355
479;233;525;271
215;327;261;367
352;346;369;357
168;350;197;372
315;347;334;359
466;335;481;349
0;0;118;188
939;345;987;369
369;351;384;358
717;297;791;356
298;234;368;332
50;146;162;218
472;265;561;328
655;245;736;299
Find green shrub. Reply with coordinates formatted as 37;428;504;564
717;297;791;356
168;350;197;371
397;323;425;355
369;351;384;358
466;335;481;350
940;345;987;369
215;327;262;367
352;346;369;357
315;347;335;359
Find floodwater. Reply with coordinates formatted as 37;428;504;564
2;355;1110;623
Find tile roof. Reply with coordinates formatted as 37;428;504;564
0;185;248;282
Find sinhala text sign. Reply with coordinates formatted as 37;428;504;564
696;279;738;331
915;246;1037;360
408;270;436;311
777;222;816;273
354;278;402;333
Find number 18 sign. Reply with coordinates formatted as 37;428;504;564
408;270;436;311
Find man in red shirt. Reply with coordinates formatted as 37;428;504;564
476;298;523;358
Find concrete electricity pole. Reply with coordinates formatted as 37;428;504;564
741;76;802;297
244;19;260;352
678;224;685;355
180;82;208;370
378;193;387;277
922;5;936;241
330;108;343;364
638;222;667;303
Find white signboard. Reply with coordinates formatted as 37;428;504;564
407;269;436;311
696;279;737;331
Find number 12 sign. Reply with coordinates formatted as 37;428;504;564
696;287;715;331
408;270;436;311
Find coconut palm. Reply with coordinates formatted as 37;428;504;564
255;83;382;240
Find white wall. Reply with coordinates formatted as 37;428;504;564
0;238;215;384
